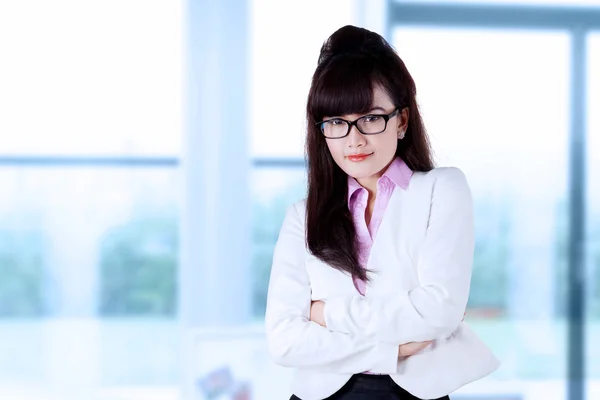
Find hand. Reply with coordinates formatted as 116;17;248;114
310;300;326;327
398;340;433;357
398;312;465;358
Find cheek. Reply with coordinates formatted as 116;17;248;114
374;134;398;155
325;141;345;163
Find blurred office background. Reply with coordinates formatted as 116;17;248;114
0;0;599;399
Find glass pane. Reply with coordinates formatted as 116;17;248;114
393;27;570;398
0;1;183;156
587;31;600;400
0;167;179;399
250;0;355;158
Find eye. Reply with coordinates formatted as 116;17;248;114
363;115;382;123
322;119;345;127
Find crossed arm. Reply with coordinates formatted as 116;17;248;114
265;168;474;373
309;300;465;356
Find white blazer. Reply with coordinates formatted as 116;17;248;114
265;167;500;400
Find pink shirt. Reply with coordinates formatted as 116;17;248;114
347;157;413;296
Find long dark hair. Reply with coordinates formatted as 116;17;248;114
305;25;435;281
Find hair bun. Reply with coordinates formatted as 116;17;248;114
318;25;388;65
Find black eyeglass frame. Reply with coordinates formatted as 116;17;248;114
315;108;401;139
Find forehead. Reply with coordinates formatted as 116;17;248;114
333;86;393;118
371;86;394;107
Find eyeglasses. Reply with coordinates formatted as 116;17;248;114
316;108;400;139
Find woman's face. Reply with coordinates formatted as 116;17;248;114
323;86;409;189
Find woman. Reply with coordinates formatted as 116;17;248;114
265;25;499;400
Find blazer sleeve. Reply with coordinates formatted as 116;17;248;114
265;201;399;374
323;167;474;344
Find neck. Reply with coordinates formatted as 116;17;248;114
356;176;378;198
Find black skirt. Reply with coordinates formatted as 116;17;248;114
289;374;450;400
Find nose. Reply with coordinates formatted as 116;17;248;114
346;124;366;149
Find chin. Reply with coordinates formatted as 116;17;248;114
343;165;377;180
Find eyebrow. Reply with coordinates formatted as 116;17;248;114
323;106;389;120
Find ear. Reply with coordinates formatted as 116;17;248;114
398;107;409;132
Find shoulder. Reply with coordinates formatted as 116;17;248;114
291;198;307;217
410;166;472;207
281;198;308;228
411;166;470;192
413;166;468;184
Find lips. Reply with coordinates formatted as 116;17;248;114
347;153;373;162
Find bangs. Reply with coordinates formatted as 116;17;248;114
309;55;386;121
